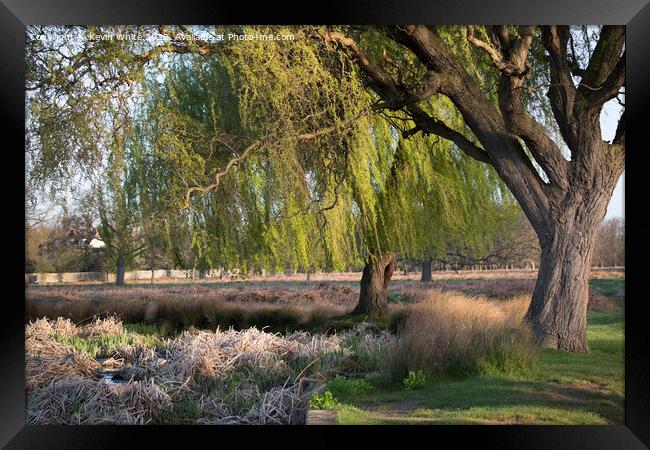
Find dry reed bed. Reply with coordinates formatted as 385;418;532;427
25;283;355;329
25;317;378;424
392;281;616;310
26;278;617;330
389;292;537;379
27;377;172;425
26;318;101;391
26;282;357;306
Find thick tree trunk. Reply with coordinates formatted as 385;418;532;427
420;259;432;282
525;194;609;352
353;252;396;316
115;255;126;286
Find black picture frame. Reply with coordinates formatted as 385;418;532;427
2;1;647;448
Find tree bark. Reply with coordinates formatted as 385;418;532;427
420;259;432;282
353;252;396;316
524;160;613;352
526;222;596;351
115;255;126;286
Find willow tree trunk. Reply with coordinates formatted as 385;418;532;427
420;259;432;282
354;252;396;316
525;190;610;352
115;255;126;286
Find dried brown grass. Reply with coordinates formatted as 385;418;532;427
389;292;537;380
25;317;358;424
25;319;100;391
26;376;172;424
77;316;124;337
25;284;350;331
393;280;617;311
26;275;619;330
29;267;622;287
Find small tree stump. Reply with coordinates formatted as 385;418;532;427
305;409;337;425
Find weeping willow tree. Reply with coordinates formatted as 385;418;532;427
137;29;516;315
342;110;517;315
27;25;520;312
95;100;144;285
135;27;371;277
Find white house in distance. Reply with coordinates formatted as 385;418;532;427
88;228;106;249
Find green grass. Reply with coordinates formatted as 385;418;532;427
328;308;624;425
53;331;167;358
324;312;393;332
589;278;624;298
337;403;609;425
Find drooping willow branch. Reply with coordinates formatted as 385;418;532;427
183;140;261;209
182;109;370;209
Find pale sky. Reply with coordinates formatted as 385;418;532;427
601;98;625;220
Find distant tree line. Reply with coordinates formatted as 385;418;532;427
25;199;624;275
592;217;625;268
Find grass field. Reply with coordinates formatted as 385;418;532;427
24;275;624;425
320;278;624;425
324;308;624;424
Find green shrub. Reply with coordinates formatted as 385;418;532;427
403;370;427;390
327;375;374;398
309;390;338;410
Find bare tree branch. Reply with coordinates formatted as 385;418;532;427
466;26;568;189
578;25;625;98
405;105;493;165
183;141;260;209
323;31;407;109
582;51;625;109
323;30;490;165
466;26;507;71
541;26;580;150
613;110;625;146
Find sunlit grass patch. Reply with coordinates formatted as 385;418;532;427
330;306;624;425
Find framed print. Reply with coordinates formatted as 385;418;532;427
2;0;648;448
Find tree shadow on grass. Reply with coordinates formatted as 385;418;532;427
348;375;624;424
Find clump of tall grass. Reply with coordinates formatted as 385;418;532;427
388;292;537;381
25;318;103;390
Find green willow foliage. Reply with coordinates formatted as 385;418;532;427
26;25;520;273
